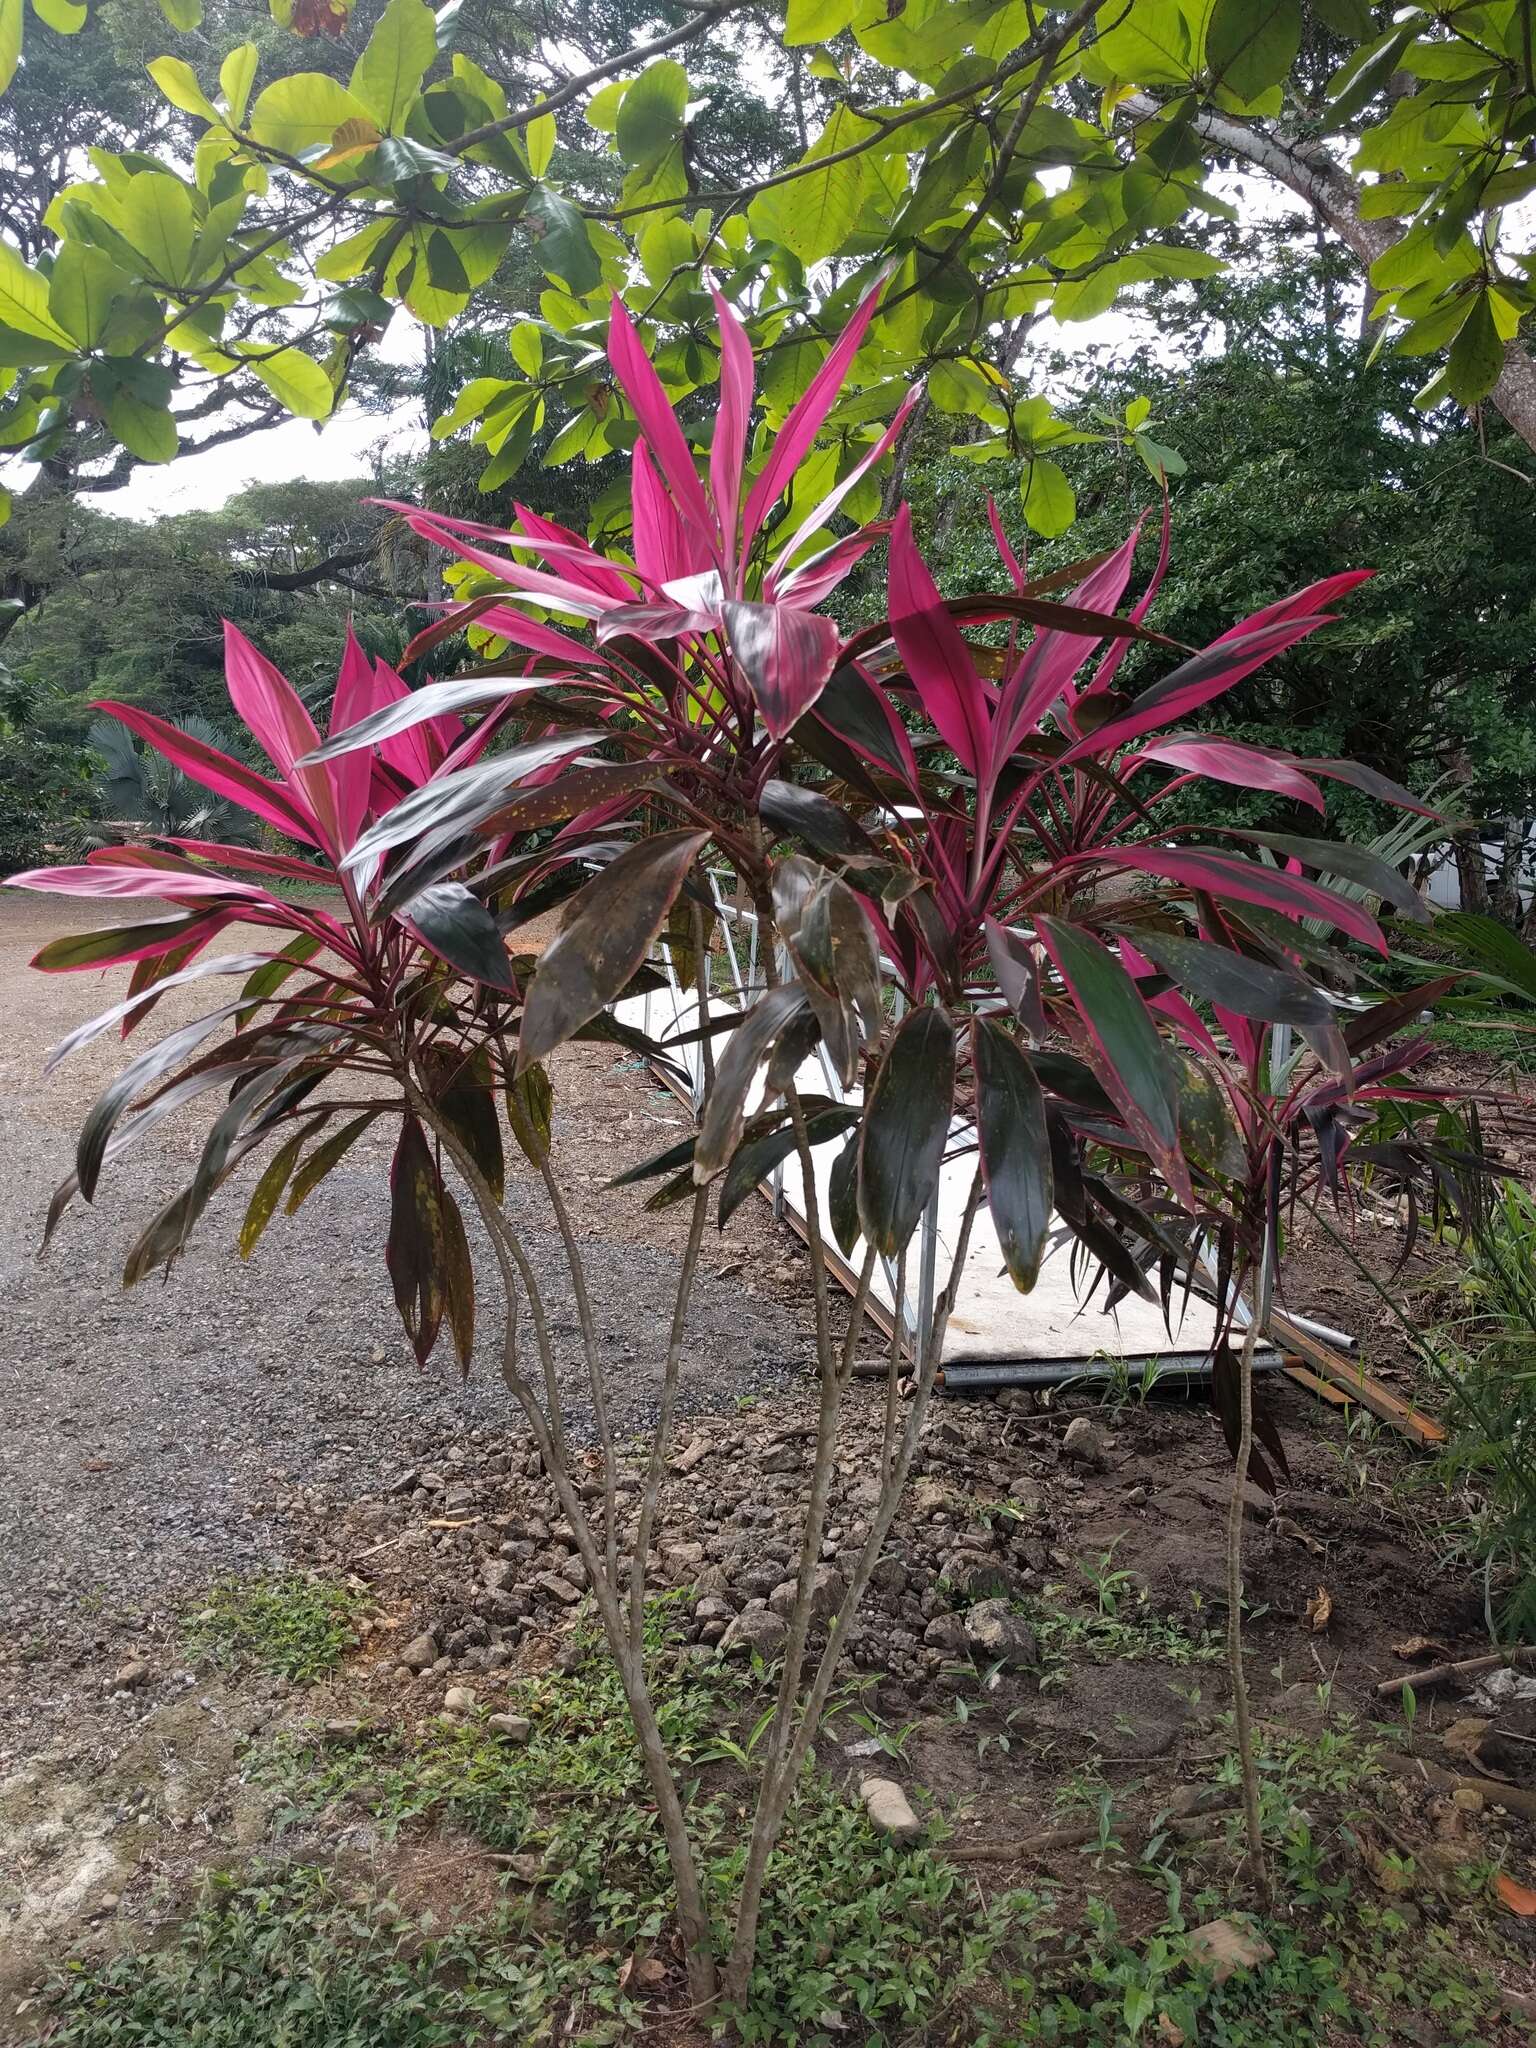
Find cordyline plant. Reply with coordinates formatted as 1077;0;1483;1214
9;282;1477;2017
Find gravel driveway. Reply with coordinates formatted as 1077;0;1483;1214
0;893;822;1767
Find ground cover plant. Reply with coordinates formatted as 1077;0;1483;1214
6;287;1494;2022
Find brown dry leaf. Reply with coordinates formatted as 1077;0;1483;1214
1156;2017;1186;2047
1185;1918;1275;1984
1441;1717;1512;1782
616;1955;635;1992
81;1458;115;1474
1305;1585;1333;1633
1272;1515;1323;1557
1497;1872;1536;1916
1393;1635;1452;1662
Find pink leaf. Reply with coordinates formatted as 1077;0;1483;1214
741;273;886;548
329;627;377;850
888;505;991;777
631;436;696;588
397;510;623;619
607;296;719;557
223;624;341;853
1128;736;1326;812
710;290;754;573
7;863;273;903
995;520;1148;763
88;701;320;847
155;840;332;882
1213;569;1374;643
720;600;841;738
764;381;922;593
513;503;638;603
1061;616;1332;763
1085;846;1387;953
772;524;892;610
986;497;1026;592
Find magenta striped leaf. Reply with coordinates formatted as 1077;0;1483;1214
710;289;754;568
1086;846;1387;953
720;599;841;738
741;272;886;548
1128;736;1326;812
888;505;992;777
224;624;342;853
607;296;719;556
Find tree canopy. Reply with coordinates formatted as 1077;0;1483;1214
4;0;1536;557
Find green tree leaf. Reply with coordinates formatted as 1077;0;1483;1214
48;244;128;347
525;185;601;293
349;0;436;132
245;344;334;418
1207;0;1302;103
1445;290;1504;406
147;54;217;122
1019;456;1075;537
250;73;376;156
857;1005;955;1258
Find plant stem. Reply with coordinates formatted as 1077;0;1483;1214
411;1084;719;2009
1227;1278;1271;1908
630;1186;710;1650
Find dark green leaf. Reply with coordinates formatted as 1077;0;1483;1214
519;829;707;1071
440;1184;475;1371
387;1117;446;1366
718;1103;858;1229
828;1128;861;1260
1118;925;1333;1026
1207;0;1302;101
973;1018;1052;1293
1229;830;1428;922
695;984;810;1180
760;777;880;861
858;1005;954;1257
525;186;601;293
506;1062;554;1164
403;880;517;990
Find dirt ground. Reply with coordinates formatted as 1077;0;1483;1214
5;887;1536;2039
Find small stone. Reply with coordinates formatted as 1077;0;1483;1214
487;1713;532;1743
112;1660;149;1690
858;1776;921;1844
536;1572;583;1606
761;1440;803;1475
443;1685;477;1716
964;1600;1038;1670
1061;1417;1109;1468
923;1614;969;1654
695;1595;734;1624
720;1610;788;1660
664;1541;707;1579
320;1718;368;1746
400;1632;439;1673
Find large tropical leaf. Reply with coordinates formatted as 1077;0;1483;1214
972;1018;1052;1292
857;1004;954;1257
518;828;707;1071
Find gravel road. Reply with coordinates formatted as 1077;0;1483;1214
0;893;822;1766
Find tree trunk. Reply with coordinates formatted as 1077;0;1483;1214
1453;831;1492;917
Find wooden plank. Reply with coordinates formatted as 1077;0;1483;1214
1270;1311;1445;1446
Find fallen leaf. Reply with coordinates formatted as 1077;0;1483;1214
1497;1872;1536;1916
1305;1585;1333;1633
1186;1918;1275;1984
1394;1635;1451;1662
81;1458;115;1474
1156;2018;1186;2048
1271;1515;1323;1557
1442;1717;1512;1781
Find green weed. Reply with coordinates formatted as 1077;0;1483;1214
184;1571;367;1682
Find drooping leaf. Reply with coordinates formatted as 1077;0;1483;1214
506;1062;553;1164
286;1109;380;1213
694;983;810;1180
1119;926;1335;1028
402;880;516;990
857;1005;954;1257
972;1018;1052;1292
386;1116;446;1366
1033;914;1185;1194
518;829;706;1071
718;1102;858;1228
239;1121;316;1257
440;1183;475;1370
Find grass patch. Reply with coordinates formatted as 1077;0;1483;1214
184;1571;366;1682
30;1621;1530;2047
